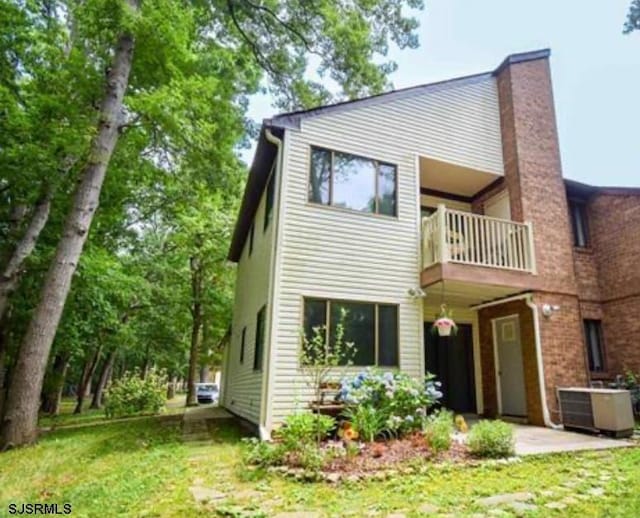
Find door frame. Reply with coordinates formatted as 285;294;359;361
491;314;525;416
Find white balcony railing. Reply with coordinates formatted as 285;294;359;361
422;204;536;273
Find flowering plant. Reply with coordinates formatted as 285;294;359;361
431;304;458;337
337;368;442;437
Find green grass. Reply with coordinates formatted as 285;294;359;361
1;417;638;517
38;396;186;429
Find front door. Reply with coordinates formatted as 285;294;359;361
424;323;476;413
494;315;527;417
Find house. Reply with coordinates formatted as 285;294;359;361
220;49;640;437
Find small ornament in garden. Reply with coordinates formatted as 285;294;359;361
432;304;458;337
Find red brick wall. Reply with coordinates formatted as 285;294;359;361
496;58;577;295
573;249;601;302
587;193;640;376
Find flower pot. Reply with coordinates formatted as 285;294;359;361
434;317;455;337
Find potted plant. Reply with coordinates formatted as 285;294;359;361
431;304;457;337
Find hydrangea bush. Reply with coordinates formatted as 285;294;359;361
337;369;442;437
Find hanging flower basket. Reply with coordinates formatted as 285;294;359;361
431;304;458;337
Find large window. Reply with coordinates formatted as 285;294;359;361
308;147;397;216
264;164;275;231
302;298;398;367
254;306;266;371
583;319;605;373
569;200;589;247
240;327;246;364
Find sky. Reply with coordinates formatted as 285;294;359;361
244;0;639;187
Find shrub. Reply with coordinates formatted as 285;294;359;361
104;368;166;418
338;369;442;436
275;412;335;448
242;438;286;468
424;410;454;453
467;420;515;458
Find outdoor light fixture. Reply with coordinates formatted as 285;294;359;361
541;304;560;318
407;287;427;299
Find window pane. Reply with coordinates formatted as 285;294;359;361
570;201;589;247
378;305;399;366
254;306;266;370
377;163;397;216
303;299;327;363
330;301;375;365
332;152;376;213
309;148;331;204
584;320;604;372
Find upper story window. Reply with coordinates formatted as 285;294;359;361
239;327;247;364
264;163;275;232
248;222;255;256
309;147;397;216
583;319;605;373
302;298;398;367
569;199;589;247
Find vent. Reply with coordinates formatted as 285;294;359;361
558;389;594;429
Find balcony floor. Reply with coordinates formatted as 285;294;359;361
421;262;540;306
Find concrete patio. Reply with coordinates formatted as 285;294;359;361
513;424;635;455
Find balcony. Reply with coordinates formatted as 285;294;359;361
421;205;537;301
422;205;536;273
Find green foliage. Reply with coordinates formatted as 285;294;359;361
342;405;389;443
338;369;443;437
104;369;167;418
467;420;515;459
423;410;454;453
624;0;640;33
275;412;336;448
241;438;286;468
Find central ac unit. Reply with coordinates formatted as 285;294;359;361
557;388;634;438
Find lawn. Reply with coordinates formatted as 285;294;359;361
1;416;638;518
38;395;187;429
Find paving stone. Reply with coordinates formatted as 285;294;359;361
539;490;555;497
487;510;510;517
545;502;567;510
588;487;605;497
386;514;406;518
509;502;537;515
272;513;321;518
561;480;580;488
234;489;263;500
417;503;440;514
476;492;534;507
561;496;579;505
189;485;227;503
325;472;341;483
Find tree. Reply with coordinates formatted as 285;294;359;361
624;0;640;33
1;0;424;449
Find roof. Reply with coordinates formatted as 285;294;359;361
227;49;554;262
565;178;640;200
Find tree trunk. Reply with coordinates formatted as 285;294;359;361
0;11;136;448
74;346;102;414
90;350;115;409
166;375;177;400
40;353;70;415
186;256;203;407
0;189;53;322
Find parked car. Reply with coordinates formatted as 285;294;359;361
196;383;219;405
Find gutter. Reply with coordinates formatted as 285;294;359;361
472;293;562;429
257;128;284;441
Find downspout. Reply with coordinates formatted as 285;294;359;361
472;293;562;429
524;294;562;429
258;128;284;440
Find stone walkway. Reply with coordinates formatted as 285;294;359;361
182;404;233;443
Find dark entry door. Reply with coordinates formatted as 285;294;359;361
424;323;476;413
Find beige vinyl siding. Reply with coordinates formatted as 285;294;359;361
223;174;275;425
421;194;472;212
259;75;502;428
